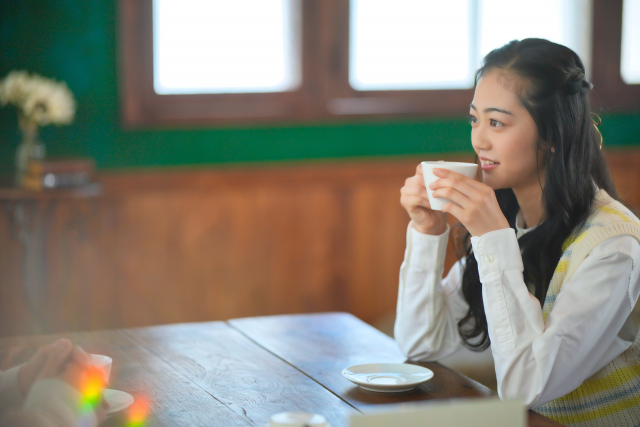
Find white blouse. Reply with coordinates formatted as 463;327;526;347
394;215;640;408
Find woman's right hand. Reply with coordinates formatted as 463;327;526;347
400;164;448;235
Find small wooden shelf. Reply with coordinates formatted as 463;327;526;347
0;182;102;200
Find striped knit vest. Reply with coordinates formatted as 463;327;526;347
534;189;640;426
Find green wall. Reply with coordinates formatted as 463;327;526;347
1;0;639;172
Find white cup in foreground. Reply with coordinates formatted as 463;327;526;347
421;161;479;211
90;354;113;384
269;412;329;427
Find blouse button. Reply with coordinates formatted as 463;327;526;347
484;255;495;264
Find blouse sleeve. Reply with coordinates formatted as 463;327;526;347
394;222;470;361
470;229;640;408
23;379;97;427
0;366;25;415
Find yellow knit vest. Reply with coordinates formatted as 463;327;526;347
534;190;640;426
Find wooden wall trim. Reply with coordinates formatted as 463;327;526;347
99;154;475;194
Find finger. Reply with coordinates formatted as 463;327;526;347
432;187;472;209
30;343;54;369
17;344;55;394
57;363;84;390
401;183;427;197
40;339;73;377
441;201;465;221
416;164;424;176
404;175;426;189
433;168;483;189
429;177;479;200
71;346;90;366
401;195;432;210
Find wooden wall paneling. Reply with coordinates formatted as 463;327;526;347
0;201;33;335
2;151;640;337
605;149;640;210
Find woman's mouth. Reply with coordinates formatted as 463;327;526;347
480;159;499;170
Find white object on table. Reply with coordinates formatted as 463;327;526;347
90;354;112;383
342;363;434;392
269;412;329;427
103;389;135;415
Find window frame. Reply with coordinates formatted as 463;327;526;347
118;0;640;129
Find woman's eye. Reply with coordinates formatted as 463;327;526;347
489;119;502;128
469;115;477;124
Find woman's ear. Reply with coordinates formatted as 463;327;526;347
539;139;552;153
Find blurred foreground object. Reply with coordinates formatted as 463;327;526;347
350;398;524;427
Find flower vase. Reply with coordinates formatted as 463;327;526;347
15;120;45;187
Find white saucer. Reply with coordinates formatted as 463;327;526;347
103;389;134;415
342;363;434;392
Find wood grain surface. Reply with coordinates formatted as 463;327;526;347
229;313;563;426
0;328;250;427
122;321;357;427
0;313;563;426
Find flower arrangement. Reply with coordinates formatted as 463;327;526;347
0;71;76;185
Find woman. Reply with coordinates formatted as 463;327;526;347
395;38;640;427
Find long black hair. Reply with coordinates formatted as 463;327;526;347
457;38;618;351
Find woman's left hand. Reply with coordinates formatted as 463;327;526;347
429;168;510;237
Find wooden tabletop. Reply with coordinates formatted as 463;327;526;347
0;313;563;426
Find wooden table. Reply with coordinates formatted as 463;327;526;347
0;313;562;426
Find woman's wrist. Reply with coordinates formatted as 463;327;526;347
412;221;447;236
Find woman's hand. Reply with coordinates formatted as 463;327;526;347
20;339;108;423
16;338;83;396
429;168;510;237
400;164;448;235
17;342;55;396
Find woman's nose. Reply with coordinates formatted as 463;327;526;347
471;125;491;151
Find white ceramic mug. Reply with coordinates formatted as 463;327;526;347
421;161;479;211
269;412;329;427
90;354;113;383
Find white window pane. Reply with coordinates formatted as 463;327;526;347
480;0;592;77
350;0;474;91
153;0;301;95
622;0;640;84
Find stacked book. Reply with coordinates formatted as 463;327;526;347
22;158;96;191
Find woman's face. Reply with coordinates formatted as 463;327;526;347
469;70;547;191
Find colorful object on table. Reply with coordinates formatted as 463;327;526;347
80;365;107;413
126;397;149;427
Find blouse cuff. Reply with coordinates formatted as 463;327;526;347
470;228;523;277
0;366;25;411
408;222;450;271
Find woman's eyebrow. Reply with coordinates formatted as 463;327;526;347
469;104;513;116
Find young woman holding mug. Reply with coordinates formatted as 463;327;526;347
395;38;640;427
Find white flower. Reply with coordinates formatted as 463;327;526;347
0;71;75;126
0;70;30;106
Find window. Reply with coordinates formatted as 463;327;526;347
119;0;640;128
153;0;301;94
349;0;474;91
621;0;640;84
349;0;592;91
